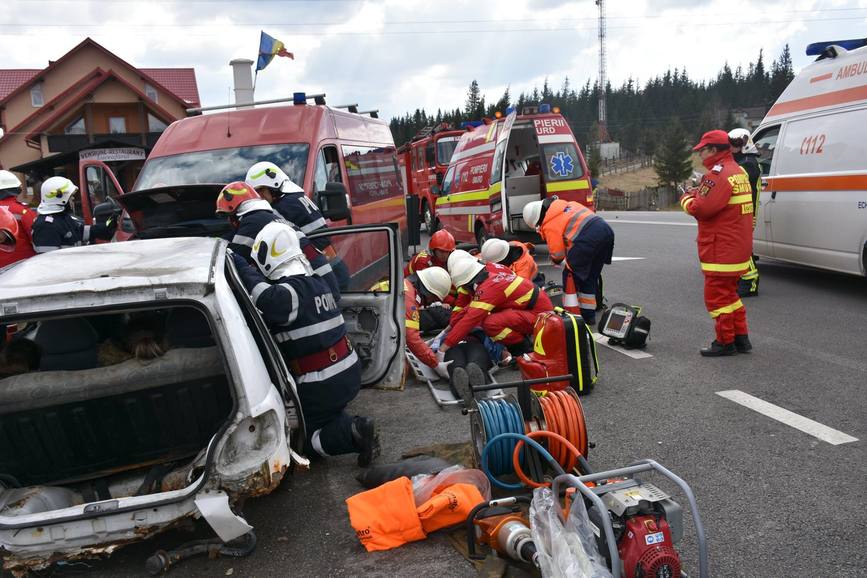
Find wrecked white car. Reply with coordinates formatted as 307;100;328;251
0;226;403;573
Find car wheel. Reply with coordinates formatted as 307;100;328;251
423;202;437;233
475;223;489;249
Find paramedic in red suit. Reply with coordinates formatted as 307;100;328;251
404;267;454;379
439;259;552;357
404;229;455;276
680;130;754;357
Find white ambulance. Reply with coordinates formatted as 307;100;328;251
752;40;867;276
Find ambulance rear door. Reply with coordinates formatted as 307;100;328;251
307;223;405;389
493;110;517;233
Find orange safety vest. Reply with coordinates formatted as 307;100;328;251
538;199;598;264
508;240;538;281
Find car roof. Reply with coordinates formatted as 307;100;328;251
0;238;223;311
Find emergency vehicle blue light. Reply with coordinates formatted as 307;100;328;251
806;38;867;56
505;106;516;116
539;103;552;113
293;92;307;105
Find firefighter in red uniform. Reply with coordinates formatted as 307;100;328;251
479;238;540;283
404;229;455;276
681;130;754;356
439;258;552;357
404;267;454;379
0;171;35;267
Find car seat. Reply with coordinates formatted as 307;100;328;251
165;308;215;348
34;318;99;371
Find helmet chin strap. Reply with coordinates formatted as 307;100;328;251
269;254;313;278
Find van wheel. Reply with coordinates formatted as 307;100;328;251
423;202;437;233
475;224;489;249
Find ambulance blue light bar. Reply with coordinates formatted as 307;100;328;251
539;103;552;113
293;92;307;105
459;121;484;129
806;38;867;56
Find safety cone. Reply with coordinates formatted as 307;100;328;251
563;275;581;316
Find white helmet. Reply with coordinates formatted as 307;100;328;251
0;170;21;193
727;128;758;155
523;200;544;229
416;266;452;301
38;176;78;215
480;238;510;264
252;221;313;279
447;249;474;273
450;257;485;287
245;161;304;194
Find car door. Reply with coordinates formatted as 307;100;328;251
307;223;405;389
495;110;517;232
78;159;135;241
751;124;782;258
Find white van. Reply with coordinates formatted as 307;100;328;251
752;40;867;276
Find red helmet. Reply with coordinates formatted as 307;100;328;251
0;206;18;253
429;229;456;252
216;181;260;216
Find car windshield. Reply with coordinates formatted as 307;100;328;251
134;144;309;191
436;137;459;165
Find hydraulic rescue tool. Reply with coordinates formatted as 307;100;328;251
466;496;538;568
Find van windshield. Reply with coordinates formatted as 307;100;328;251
134;144;309;191
436;137;459;165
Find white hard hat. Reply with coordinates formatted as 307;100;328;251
416;266;452;301
447;249;474;272
252;221;312;279
450;257;485;287
523;200;544;229
38;176;78;215
245;161;304;194
0;170;21;192
727;128;758;155
480;238;510;264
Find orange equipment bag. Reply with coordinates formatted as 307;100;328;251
346;477;426;552
416;483;485;534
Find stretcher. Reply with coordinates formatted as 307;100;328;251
404;348;504;408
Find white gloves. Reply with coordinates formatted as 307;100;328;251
434;360;453;380
436;349;446;363
430;329;448;352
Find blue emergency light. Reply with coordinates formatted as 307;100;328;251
806;38;867;56
293;92;307;105
505;106;516;116
539;103;552;113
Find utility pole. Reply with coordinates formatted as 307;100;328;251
596;0;609;142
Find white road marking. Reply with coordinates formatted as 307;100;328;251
611;256;645;262
592;333;653;359
716;390;859;445
609;219;696;227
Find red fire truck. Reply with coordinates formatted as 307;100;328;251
435;105;593;245
397;123;463;232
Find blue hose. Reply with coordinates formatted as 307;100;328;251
481;433;563;490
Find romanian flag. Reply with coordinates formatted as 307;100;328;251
256;31;294;72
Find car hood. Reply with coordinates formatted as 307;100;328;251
118;184;232;239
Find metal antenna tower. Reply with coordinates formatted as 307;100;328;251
596;0;609;142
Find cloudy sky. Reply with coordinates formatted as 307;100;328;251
3;0;867;119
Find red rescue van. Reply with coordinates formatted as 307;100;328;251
434;106;593;245
80;94;408;286
397;124;463;232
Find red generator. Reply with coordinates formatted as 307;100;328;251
517;309;599;395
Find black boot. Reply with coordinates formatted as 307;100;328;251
700;340;737;357
352;416;380;467
449;367;471;404
734;334;752;353
466;362;487;390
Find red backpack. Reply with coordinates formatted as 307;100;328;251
517;309;599;395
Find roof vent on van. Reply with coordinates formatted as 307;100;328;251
806;38;867;60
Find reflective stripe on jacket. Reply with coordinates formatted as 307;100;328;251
681;150;754;276
538;199;598;264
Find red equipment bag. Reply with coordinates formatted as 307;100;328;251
517;308;599;395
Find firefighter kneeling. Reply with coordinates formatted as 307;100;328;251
231;222;380;465
440;256;552;358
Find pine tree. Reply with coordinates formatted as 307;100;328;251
654;123;693;190
495;86;511;112
465;80;481;117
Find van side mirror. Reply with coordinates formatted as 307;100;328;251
318;182;351;221
431;184;441;196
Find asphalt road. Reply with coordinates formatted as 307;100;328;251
22;211;867;578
